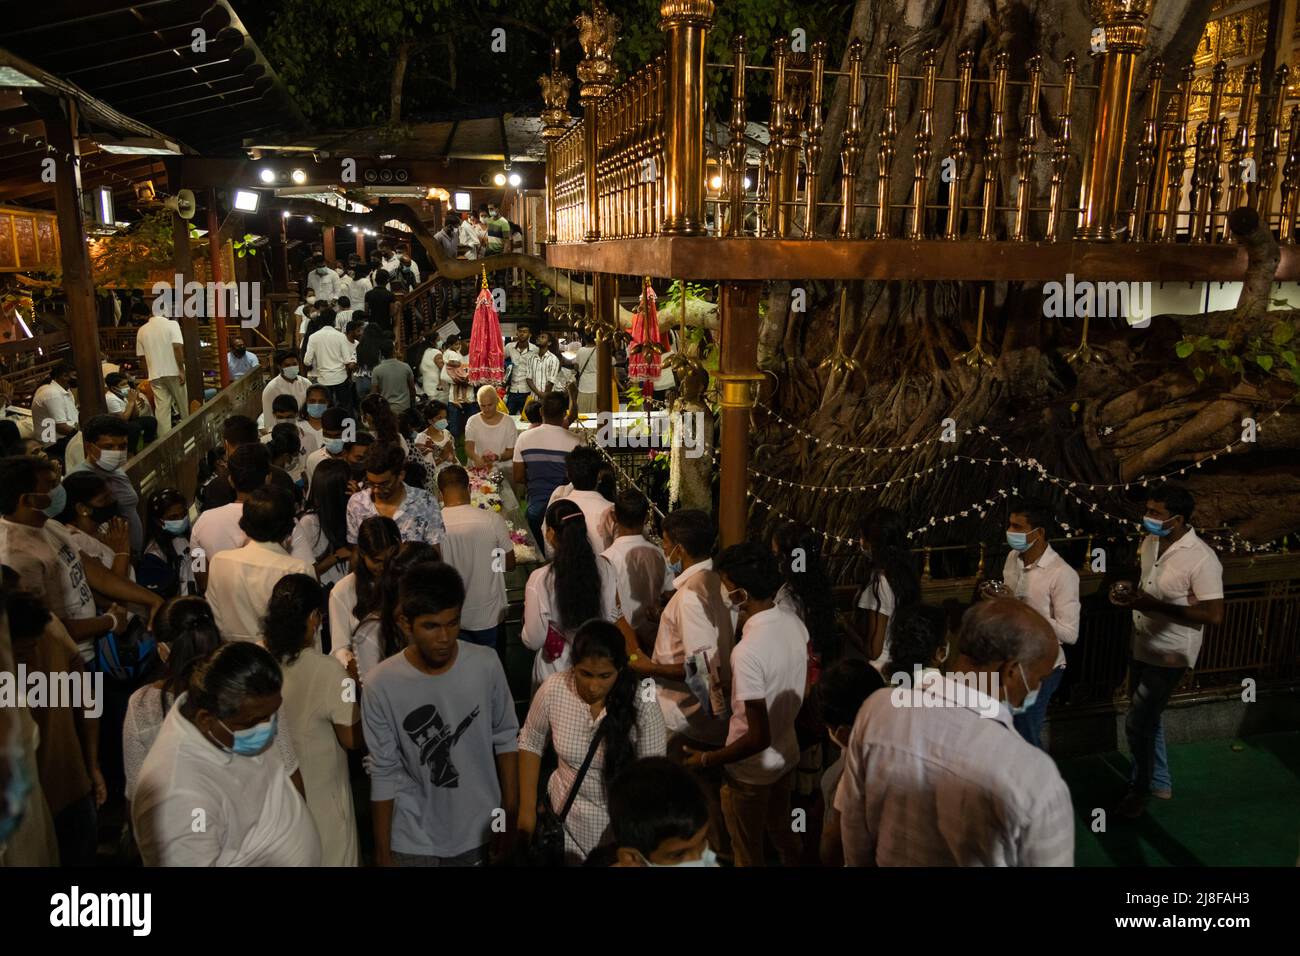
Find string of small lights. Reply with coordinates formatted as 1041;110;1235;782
3;127;169;200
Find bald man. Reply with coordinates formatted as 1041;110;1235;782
834;599;1074;866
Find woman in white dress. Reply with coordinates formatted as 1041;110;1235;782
522;499;629;690
327;515;400;669
291;458;353;588
263;574;362;867
853;507;921;671
463;384;517;468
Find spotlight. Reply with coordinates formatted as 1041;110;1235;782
258;168;275;184
282;210;291;218
233;189;260;213
305;215;314;223
352;226;360;234
709;175;722;190
291;168;307;185
743;176;752;189
494;172;507;186
508;172;522;188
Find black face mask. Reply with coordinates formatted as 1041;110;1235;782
232;348;246;356
89;503;118;525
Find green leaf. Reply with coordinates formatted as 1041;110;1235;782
1175;340;1195;358
1256;354;1274;371
1283;349;1298;368
1213;338;1232;350
1274;322;1295;345
1193;366;1205;382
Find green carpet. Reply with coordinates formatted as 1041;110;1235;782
1060;731;1300;866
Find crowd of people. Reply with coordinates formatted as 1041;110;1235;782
0;220;1229;868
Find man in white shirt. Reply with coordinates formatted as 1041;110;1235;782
680;543;805;867
135;306;186;437
306;255;341;303
302;320;356;410
207;485;315;644
436;466;515;649
458;215;483;260
547;446;613;557
261;350;312;430
526;332;561;398
836;598;1075;866
503;326;537;414
30;364;80;466
998;497;1079;750
334;295;356;331
104;372;157;452
601;490;667;647
1109;484;1224;819
192;442;272;593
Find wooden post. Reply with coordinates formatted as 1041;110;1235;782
355;229;366;259
207;189;230;388
172;212;204;406
594;273;616;413
270;212;289;292
34;95;104;419
716;280;762;547
322;224;336;264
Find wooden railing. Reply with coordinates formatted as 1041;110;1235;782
124;366;265;515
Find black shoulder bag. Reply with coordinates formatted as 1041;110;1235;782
528;720;607;867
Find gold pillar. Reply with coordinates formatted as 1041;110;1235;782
727;35;748;237
1014;55;1043;241
944;49;975;240
1077;0;1153;241
979;51;1010;240
540;46;573;245
1130;59;1163;241
803;41;827;238
576;0;620;242
875;43;901;239
766;38;789;236
660;0;714;236
839;39;865;239
909;48;938;240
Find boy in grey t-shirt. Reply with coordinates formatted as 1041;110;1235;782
363;561;519;865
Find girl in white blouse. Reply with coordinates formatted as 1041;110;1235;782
522;499;629;690
518;620;667;862
291;458;353;588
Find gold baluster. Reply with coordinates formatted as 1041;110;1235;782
909;48;938;240
1160;64;1194;242
945;49;975;240
1278;106;1300;244
1208;116;1228;243
1254;66;1289;218
976;542;987;578
921;547;933;582
767;37;789;236
838;38;865;239
1081;536;1094;572
1225;63;1259;222
804;41;826;238
875;43;901;238
1013;54;1042;242
727;35;748;238
955;285;995;367
1130;59;1164;241
980;50;1010;240
1191;61;1227;243
1047;54;1076;241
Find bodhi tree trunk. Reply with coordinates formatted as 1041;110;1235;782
752;0;1300;554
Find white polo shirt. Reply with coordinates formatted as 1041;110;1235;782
724;605;808;786
206;540;316;644
303;326;354;387
440;503;514;631
652;558;734;745
1002;544;1080;671
262;373;312;429
135;315;185;380
190;501;248;566
131;695;321;867
29;382;78;445
545;487;613;557
601;533;667;642
1132;528;1224;669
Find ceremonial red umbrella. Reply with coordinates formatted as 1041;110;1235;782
627;275;664;387
468;266;506;386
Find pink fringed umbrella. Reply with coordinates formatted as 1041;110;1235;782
627;276;664;387
468;268;505;386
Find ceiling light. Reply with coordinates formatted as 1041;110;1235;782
494;172;507;186
291;168;307;185
708;175;722;190
96;136;181;156
305;215;313;223
508;172;522;188
259;168;276;184
233;189;261;212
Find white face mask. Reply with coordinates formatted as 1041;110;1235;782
638;847;719;868
97;448;128;471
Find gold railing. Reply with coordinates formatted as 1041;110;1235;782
545;4;1300;246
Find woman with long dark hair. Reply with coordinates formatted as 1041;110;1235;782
521;498;625;689
263;574;361;867
122;597;301;803
517;620;666;863
328;515;400;663
360;392;407;453
771;521;841;664
361;541;440;678
292;458;352;587
854;506;921;669
142;488;194;596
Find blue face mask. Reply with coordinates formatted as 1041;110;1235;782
665;545;683;577
1009;663;1040;716
433;419;449;432
642;846;719;868
219;713;278;757
1006;529;1035;552
324;437;346;455
306;403;328;418
1143;515;1174;537
163;517;189;536
0;737;32;846
282;366;299;381
40;484;66;518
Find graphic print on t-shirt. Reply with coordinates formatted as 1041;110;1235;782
402;703;481;787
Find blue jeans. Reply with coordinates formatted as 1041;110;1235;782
526;500;546;555
1129;719;1172;792
506;391;529;415
1013;665;1065;750
460;625;500;649
1126;659;1185;796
